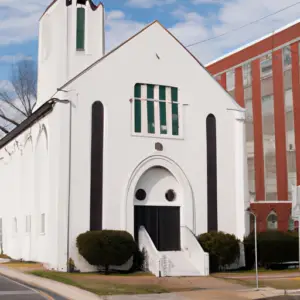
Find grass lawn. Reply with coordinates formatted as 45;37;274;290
28;270;194;296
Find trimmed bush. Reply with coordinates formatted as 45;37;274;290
77;230;136;274
197;231;240;272
244;231;298;269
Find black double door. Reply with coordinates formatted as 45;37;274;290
134;206;180;251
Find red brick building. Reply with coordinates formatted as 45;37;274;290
206;20;300;232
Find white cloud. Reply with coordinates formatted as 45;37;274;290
168;0;300;64
126;0;175;9
105;10;146;51
0;0;49;45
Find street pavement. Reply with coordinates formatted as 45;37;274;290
0;275;66;300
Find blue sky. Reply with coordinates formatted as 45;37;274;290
0;0;300;90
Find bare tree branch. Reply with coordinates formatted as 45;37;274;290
0;60;37;135
0;113;20;127
0;91;27;118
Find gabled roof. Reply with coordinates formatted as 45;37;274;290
0;101;56;150
41;0;103;20
59;20;207;90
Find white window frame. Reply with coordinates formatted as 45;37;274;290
131;93;184;140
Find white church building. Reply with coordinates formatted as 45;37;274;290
0;0;248;276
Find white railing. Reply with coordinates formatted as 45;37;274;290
138;226;161;277
180;226;209;276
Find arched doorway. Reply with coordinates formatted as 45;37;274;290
134;167;180;251
125;156;195;251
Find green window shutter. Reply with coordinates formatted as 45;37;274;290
147;85;155;134
171;87;179;136
76;8;85;50
159;86;167;134
134;84;142;133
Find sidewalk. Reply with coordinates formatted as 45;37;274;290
0;264;297;300
217;272;300;280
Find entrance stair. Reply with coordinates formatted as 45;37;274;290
138;226;209;277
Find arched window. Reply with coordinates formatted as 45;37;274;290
267;211;278;230
207;114;218;232
90;101;104;231
76;7;85;50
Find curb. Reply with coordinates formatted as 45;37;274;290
0;273;58;300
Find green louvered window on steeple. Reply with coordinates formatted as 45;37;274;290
76;7;85;50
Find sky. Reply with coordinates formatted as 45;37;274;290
1;0;300;91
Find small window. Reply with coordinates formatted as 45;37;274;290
76;7;85;50
25;215;31;233
260;54;272;78
267;211;278;230
283;46;292;69
41;214;45;234
242;63;252;87
13;217;17;233
226;70;235;91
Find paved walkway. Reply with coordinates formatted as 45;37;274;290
217;273;300;280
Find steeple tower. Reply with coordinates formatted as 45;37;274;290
37;0;105;107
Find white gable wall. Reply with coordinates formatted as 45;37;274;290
60;23;246;270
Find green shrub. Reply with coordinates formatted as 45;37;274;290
244;231;298;269
77;230;136;274
197;231;240;272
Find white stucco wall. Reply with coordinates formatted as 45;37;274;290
58;22;247;270
0;102;70;271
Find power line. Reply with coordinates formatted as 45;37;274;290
186;1;300;48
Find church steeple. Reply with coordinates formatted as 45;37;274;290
37;0;105;107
